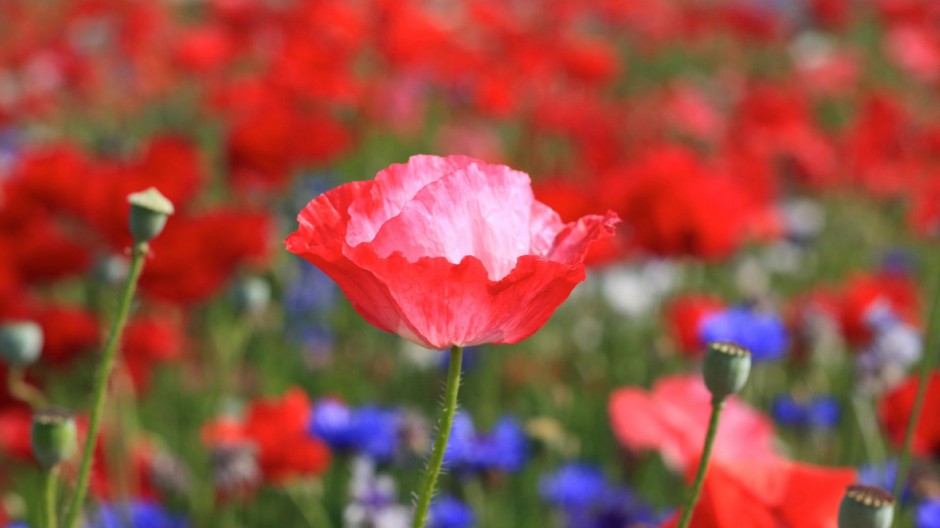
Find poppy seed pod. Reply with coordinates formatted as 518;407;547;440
838;485;895;528
703;342;751;403
0;321;43;366
31;407;77;469
128;187;175;243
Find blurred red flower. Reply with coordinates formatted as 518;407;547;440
837;271;919;347
609;375;778;472
286;155;618;349
600;146;764;260
139;210;272;304
203;388;331;484
665;295;725;355
661;458;856;528
879;370;940;456
122;315;185;392
0;406;32;462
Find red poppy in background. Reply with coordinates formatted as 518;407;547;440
89;438;161;502
0;406;32;462
32;305;101;366
139;210;271;305
122;315;185;392
879;370;940;456
286;155;618;349
203;388;330;484
601;145;763;260
837;271;919;347
664;295;725;355
609;375;778;472
660;458;856;528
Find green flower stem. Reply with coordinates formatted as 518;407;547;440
892;276;940;518
286;483;334;528
677;398;726;528
64;242;148;528
44;467;59;528
851;395;886;465
412;345;463;528
7;366;45;409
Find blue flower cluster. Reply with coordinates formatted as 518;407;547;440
918;499;940;528
429;495;475;528
700;305;788;361
443;413;528;474
309;399;402;461
9;501;188;528
770;394;841;430
539;463;666;528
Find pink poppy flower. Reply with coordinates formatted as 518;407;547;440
609;375;779;472
286;155;618;349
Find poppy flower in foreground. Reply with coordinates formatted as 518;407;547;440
286;155;618;349
660;458;856;528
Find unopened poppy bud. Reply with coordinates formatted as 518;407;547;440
31;407;77;469
703;342;751;403
231;277;271;316
0;321;43;366
838;484;895;528
128;187;174;243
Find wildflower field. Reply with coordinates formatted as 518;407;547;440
3;1;940;527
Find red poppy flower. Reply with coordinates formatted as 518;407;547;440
122;315;185;392
139;210;272;304
286;155;618;349
660;458;856;528
664;295;725;355
838;271;919;347
601;146;761;260
879;370;940;455
90;437;160;502
0;406;32;462
203;388;331;484
609;375;778;472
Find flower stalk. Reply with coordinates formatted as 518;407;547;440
677;398;725;528
892;275;940;519
43;467;59;528
64;242;148;528
678;342;751;528
412;345;463;528
8;366;45;409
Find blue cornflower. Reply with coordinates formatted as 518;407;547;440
700;305;788;361
540;463;666;528
309;400;401;461
443;413;528;473
88;501;188;528
770;395;841;429
428;495;475;528
539;463;607;510
858;460;898;492
858;460;915;503
917;499;940;528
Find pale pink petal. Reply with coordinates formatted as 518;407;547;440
346;155;474;246
368;158;552;280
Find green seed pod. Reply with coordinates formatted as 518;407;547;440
838;485;895;528
128;187;175;243
0;321;43;366
703;342;752;403
31;407;77;469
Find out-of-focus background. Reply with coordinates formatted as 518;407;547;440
2;0;940;526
